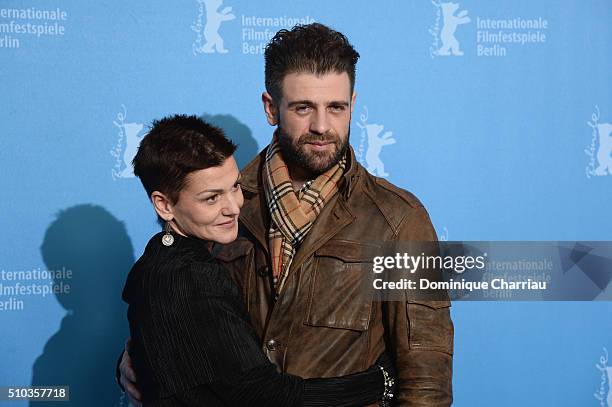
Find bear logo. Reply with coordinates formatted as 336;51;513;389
586;106;612;177
594;123;612;176
193;0;236;54
437;2;471;56
111;106;146;180
118;122;145;178
356;107;396;177
595;348;612;407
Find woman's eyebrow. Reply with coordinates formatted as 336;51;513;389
197;174;242;195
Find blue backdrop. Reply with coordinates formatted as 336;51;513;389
1;0;611;406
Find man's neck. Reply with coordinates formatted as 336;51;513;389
287;164;312;192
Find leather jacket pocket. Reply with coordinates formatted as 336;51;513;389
304;240;380;332
406;299;453;355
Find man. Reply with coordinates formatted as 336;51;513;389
120;23;453;406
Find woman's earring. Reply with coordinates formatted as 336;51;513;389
162;222;174;246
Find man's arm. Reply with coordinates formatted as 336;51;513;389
386;206;454;406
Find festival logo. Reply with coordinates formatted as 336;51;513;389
192;0;236;55
191;0;314;56
430;1;470;57
595;347;612;407
586;106;612;178
429;2;549;58
110;105;146;180
355;107;396;177
0;6;68;50
430;0;471;56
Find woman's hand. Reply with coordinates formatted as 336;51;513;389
119;339;143;407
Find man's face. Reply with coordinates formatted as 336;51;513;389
264;72;356;176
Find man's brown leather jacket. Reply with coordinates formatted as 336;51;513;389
216;146;453;406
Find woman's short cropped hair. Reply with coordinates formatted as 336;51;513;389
133;114;237;205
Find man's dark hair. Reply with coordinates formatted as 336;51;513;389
132;114;236;206
264;23;360;101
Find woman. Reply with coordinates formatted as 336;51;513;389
123;114;395;406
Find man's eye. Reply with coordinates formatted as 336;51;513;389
329;105;345;112
295;105;311;113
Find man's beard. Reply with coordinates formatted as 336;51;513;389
277;125;350;177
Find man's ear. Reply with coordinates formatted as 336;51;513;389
262;92;278;126
151;191;174;222
350;91;357;114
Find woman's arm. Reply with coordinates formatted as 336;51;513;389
132;261;391;406
196;361;389;407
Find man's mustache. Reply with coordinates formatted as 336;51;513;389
298;134;340;144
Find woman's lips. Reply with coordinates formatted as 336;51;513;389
216;219;236;229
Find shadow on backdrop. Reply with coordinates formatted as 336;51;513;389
200;113;260;169
32;204;134;407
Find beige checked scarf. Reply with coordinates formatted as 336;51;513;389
263;135;346;294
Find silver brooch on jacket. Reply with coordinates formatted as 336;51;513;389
162;222;174;246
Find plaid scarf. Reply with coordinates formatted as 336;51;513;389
263;135;346;294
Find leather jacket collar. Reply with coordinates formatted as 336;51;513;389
238;143;363;256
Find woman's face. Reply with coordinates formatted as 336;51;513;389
168;156;243;244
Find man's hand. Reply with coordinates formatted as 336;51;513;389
119;339;142;407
